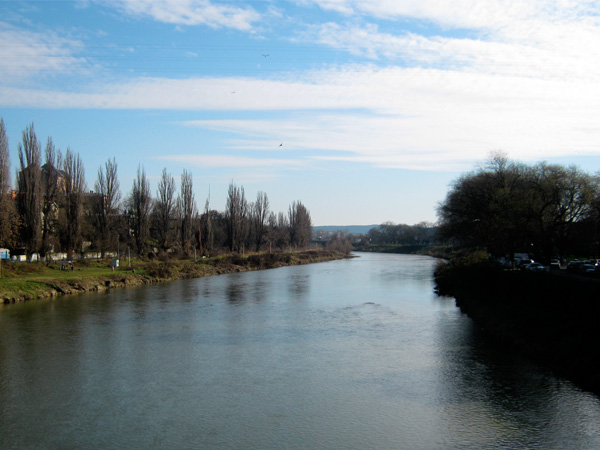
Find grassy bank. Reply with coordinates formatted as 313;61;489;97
435;259;600;394
0;249;348;304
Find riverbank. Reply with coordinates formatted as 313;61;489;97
435;260;600;394
354;244;453;259
0;249;348;304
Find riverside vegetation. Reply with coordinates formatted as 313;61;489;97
434;153;600;395
0;249;347;304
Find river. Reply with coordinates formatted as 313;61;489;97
1;252;600;449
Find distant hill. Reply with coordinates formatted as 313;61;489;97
313;225;378;235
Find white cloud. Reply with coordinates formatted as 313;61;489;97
306;16;600;81
305;0;598;32
2;63;600;170
0;22;87;81
3;0;600;172
103;0;261;30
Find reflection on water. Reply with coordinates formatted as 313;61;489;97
1;252;600;450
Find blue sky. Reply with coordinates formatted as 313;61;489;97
2;0;600;226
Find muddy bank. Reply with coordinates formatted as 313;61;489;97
435;261;600;394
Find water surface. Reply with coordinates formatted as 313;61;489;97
1;253;600;449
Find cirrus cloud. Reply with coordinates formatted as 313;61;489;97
0;22;87;81
102;0;261;30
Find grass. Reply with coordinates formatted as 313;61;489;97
0;258;147;300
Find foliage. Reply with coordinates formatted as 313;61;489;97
366;221;437;246
437;154;600;262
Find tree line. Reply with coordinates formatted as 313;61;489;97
0;120;313;260
365;222;437;247
437;153;600;263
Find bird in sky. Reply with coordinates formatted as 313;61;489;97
262;54;269;57
279;143;283;147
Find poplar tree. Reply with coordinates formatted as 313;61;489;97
61;148;86;257
128;165;151;256
153;167;176;251
225;182;248;252
41;137;62;257
95;158;121;257
0;119;19;248
17;123;42;256
288;200;312;249
251;191;269;251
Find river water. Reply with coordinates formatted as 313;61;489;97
1;252;600;449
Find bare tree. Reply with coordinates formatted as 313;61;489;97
201;189;214;254
264;211;279;251
225;182;248;252
250;191;269;251
17;123;43;256
276;212;289;249
0;119;9;196
128;165;151;257
153;167;176;251
95;157;120;258
0;119;19;248
61;148;86;258
177;169;197;255
288;200;312;249
41;137;62;258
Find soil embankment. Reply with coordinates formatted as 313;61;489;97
435;261;600;394
1;250;348;304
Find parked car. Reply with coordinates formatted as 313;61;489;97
578;264;597;274
525;262;546;272
567;261;585;272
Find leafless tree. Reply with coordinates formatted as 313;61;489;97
288;200;312;249
225;182;248;252
0;119;19;248
250;191;269;251
177;169;197;255
128;165;151;257
95;157;121;257
201;189;214;254
61;148;86;258
267;211;289;250
0;119;9;196
17;123;43;256
153;167;176;251
40;137;62;257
